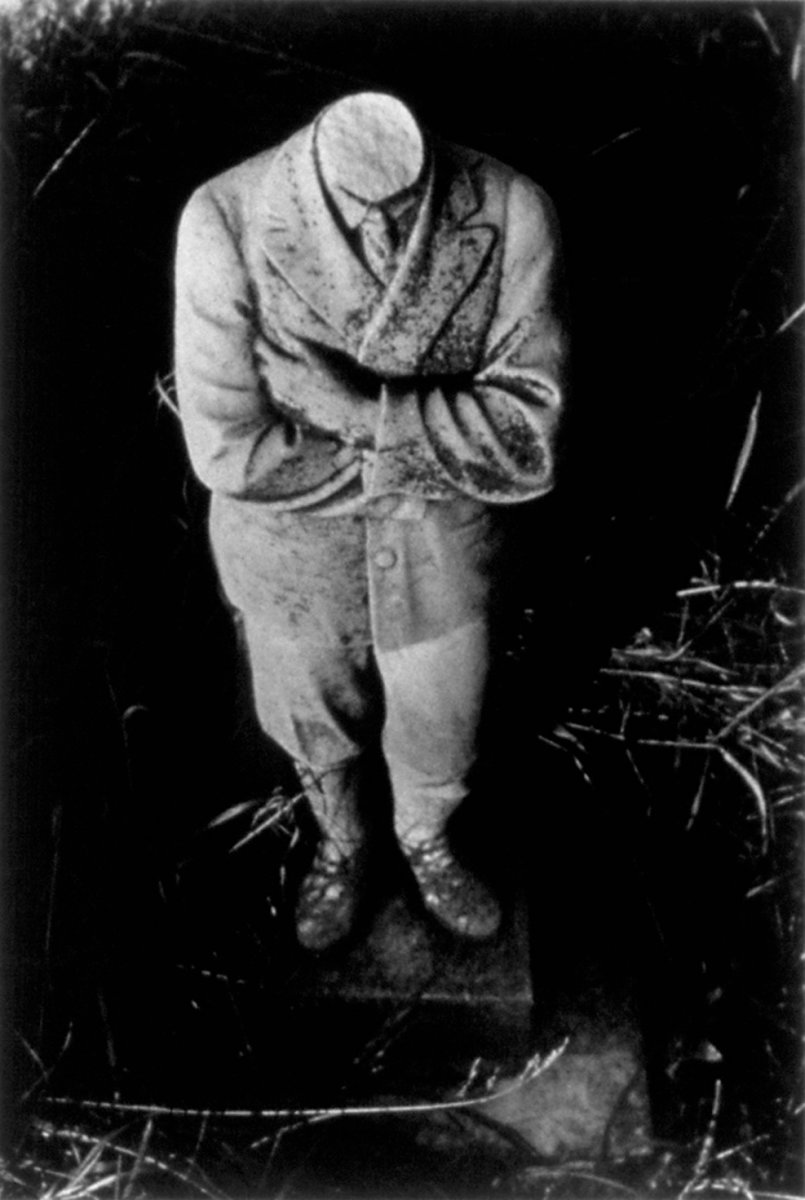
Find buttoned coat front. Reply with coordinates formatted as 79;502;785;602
174;119;566;651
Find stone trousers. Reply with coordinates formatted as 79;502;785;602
242;614;490;850
210;494;511;851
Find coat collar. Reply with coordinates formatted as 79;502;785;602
257;125;497;372
328;179;422;232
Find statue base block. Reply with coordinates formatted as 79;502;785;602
80;774;654;1164
267;883;536;1102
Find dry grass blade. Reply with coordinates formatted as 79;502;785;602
677;582;805;597
154;373;179;417
589;126;642;157
195;788;301;853
538;725;594;786
33;1120;224;1200
686;758;712;830
715;663;805;742
39;1129;112;1200
564;722;711;753
680;1078;724;1197
42;1039;570;1123
754;1193;805;1200
202;799;266;831
601;667;763;697
774;301;805;336
508;1165;640;1195
715;748;770;849
749;5;782;55
32;117;100;200
750;478;805;551
726;391;762;509
120;1115;153;1200
229;792;302;852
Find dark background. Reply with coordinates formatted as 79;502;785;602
2;0;802;1183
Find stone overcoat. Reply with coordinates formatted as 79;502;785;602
174;118;566;651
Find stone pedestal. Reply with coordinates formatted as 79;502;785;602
275;884;535;1101
172;843;650;1161
481;980;651;1159
54;755;653;1163
271;877;651;1160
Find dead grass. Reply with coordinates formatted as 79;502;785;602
553;561;803;844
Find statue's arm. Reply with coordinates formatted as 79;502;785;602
174;186;362;504
367;176;567;504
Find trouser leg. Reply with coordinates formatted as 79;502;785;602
240;616;380;852
377;619;491;845
294;759;368;854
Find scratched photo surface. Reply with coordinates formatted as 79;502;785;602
3;2;802;1196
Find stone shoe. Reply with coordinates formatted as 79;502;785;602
295;841;366;953
400;832;501;941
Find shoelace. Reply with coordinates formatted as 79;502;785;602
402;834;496;908
301;848;355;898
402;833;453;873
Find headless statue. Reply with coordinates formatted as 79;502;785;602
174;91;566;951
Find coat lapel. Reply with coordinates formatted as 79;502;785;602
357;155;497;373
258;128;497;372
257;126;382;350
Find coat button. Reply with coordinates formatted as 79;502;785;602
374;547;397;569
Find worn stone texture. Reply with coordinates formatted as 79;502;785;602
307;891;532;1002
274;883;535;1097
263;862;652;1160
483;1042;651;1160
175;101;565;516
316;92;425;204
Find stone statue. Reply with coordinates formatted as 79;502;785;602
174;92;566;951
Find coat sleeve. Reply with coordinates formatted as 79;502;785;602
365;175;566;504
174;185;364;504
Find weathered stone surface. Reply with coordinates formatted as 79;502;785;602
273;881;535;1099
485;949;652;1159
63;745;652;1161
253;846;652;1163
304;888;532;1003
316;92;425;203
482;1040;651;1160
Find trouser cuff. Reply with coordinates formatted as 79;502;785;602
387;763;470;846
